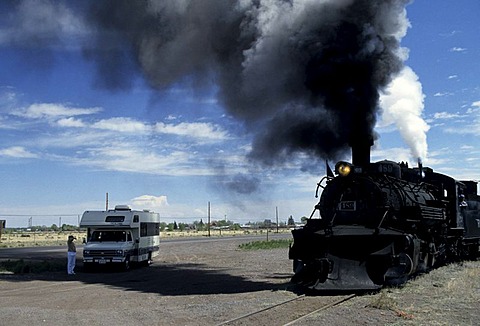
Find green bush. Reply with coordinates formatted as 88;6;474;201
238;239;293;250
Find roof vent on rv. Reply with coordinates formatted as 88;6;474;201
115;205;131;211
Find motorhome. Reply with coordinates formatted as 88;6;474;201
80;205;160;270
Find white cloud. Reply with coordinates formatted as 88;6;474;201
92;117;150;133
74;145;215;176
0;146;38;158
440;103;480;136
0;116;18;130
433;112;464;120
34;129;112;148
14;103;101;119
130;195;169;211
0;86;18;109
57;117;85;127
2;98;237;177
371;146;412;164
450;47;467;52
155;121;229;140
165;114;179;121
439;30;460;38
433;92;454;97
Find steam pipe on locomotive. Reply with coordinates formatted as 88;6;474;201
289;138;480;290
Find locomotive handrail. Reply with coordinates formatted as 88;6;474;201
326;193;344;228
309;202;321;219
375;208;390;233
382;174;431;206
315;176;330;197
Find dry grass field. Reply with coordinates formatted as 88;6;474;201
0;228;289;248
0;231;87;248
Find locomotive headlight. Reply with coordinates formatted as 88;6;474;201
335;161;352;177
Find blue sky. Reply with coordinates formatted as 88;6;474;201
0;0;479;228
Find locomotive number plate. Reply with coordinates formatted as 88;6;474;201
339;201;356;211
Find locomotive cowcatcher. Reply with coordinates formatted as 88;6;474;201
289;139;480;290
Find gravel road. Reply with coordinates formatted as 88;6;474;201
0;234;298;326
0;234;479;326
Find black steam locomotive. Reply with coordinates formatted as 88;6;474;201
289;141;480;290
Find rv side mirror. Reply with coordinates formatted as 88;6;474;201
135;238;139;244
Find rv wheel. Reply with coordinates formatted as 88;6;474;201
143;252;152;267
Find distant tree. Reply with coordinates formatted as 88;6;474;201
159;222;167;232
173;221;178;230
193;219;206;231
300;216;308;223
50;224;59;231
178;223;186;232
61;224;78;231
287;216;295;226
167;223;174;232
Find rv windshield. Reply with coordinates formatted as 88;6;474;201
90;230;132;242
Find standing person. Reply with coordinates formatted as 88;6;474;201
67;235;76;275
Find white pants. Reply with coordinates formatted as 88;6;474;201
67;252;76;274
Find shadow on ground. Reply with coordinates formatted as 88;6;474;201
0;257;295;296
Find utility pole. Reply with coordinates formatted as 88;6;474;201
208;201;211;237
276;206;279;233
106;192;109;211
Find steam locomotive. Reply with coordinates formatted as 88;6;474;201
289;140;480;290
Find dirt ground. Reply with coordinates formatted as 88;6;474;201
0;235;479;326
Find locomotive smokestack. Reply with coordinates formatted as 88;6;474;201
350;136;374;167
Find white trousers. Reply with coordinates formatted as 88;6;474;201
67;251;76;274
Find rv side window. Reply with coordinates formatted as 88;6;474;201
140;222;160;237
105;216;125;222
127;232;132;241
133;215;139;223
140;223;147;237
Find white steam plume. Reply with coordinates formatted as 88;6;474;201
379;66;429;161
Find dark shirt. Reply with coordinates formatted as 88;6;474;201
67;239;76;252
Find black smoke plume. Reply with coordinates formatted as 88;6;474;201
83;0;409;167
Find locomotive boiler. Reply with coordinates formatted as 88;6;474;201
289;141;480;290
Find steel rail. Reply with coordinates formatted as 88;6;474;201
282;294;356;326
216;294;307;326
217;293;357;326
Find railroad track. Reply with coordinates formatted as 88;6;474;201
217;293;356;326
